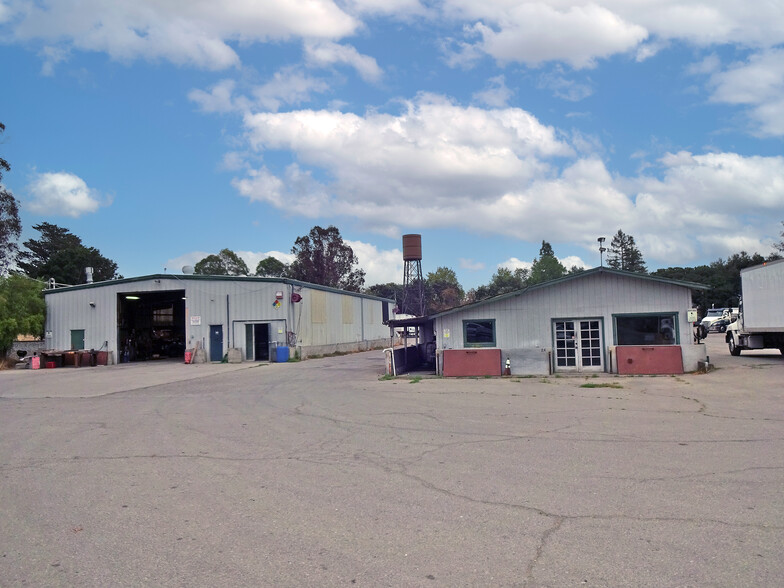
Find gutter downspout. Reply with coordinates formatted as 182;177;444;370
361;298;365;344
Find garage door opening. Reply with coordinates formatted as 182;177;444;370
117;290;186;362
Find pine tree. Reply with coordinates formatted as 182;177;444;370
529;241;566;285
607;230;647;273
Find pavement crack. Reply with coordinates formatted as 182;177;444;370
525;516;564;585
393;467;784;531
629;465;784;483
681;395;707;413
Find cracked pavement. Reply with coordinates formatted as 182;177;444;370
1;335;783;587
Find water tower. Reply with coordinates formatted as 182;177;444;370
401;234;426;316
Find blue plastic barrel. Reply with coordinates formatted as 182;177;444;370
276;346;290;362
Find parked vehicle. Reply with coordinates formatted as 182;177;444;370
709;318;731;333
700;307;731;329
725;259;784;355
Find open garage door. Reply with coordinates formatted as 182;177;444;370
117;290;186;362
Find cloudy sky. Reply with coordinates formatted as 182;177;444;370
2;0;783;288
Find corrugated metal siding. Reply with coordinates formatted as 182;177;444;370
310;290;326;323
45;287;118;352
342;296;354;324
435;272;693;351
45;276;394;360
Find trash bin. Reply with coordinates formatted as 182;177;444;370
79;351;97;367
275;345;290;363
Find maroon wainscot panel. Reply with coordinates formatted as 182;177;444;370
616;346;683;375
443;349;502;377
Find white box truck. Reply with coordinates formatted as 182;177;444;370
725;259;784;355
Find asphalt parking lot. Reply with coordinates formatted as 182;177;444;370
1;335;783;587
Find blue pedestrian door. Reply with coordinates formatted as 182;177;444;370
209;325;223;362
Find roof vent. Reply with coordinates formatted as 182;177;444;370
182;265;195;275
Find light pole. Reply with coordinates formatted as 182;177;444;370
598;237;606;267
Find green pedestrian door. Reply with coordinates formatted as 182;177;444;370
70;329;85;350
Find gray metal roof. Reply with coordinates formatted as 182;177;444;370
387;316;433;328
740;257;784;274
42;273;395;303
429;267;709;320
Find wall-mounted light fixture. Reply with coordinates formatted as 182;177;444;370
89;301;96;308
125;295;140;300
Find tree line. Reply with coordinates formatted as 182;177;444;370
2;115;783;359
651;249;782;311
192;229;651;314
194;225;366;292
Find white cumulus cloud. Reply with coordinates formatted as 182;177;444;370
467;3;647;69
189;69;332;114
625;151;784;262
26;172;106;217
459;258;486;271
705;49;784;137
169;243;399;285
304;41;383;83
443;1;784;68
228;92;784;267
473;75;512;107
188;79;245;113
343;0;428;17
498;257;532;272
4;0;358;70
345;240;403;286
252;68;332;112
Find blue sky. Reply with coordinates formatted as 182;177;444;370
2;0;783;289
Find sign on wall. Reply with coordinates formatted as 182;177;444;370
190;316;201;326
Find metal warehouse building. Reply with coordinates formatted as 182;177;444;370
43;274;395;365
422;268;708;376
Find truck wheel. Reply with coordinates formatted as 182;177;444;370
728;338;741;356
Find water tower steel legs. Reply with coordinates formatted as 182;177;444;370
402;259;426;317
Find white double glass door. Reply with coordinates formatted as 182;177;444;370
553;319;603;372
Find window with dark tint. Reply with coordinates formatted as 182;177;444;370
463;319;496;347
153;305;174;326
616;314;676;345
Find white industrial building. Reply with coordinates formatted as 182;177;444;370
421;268;709;376
43;274;395;364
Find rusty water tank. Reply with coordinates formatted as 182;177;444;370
402;234;422;261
